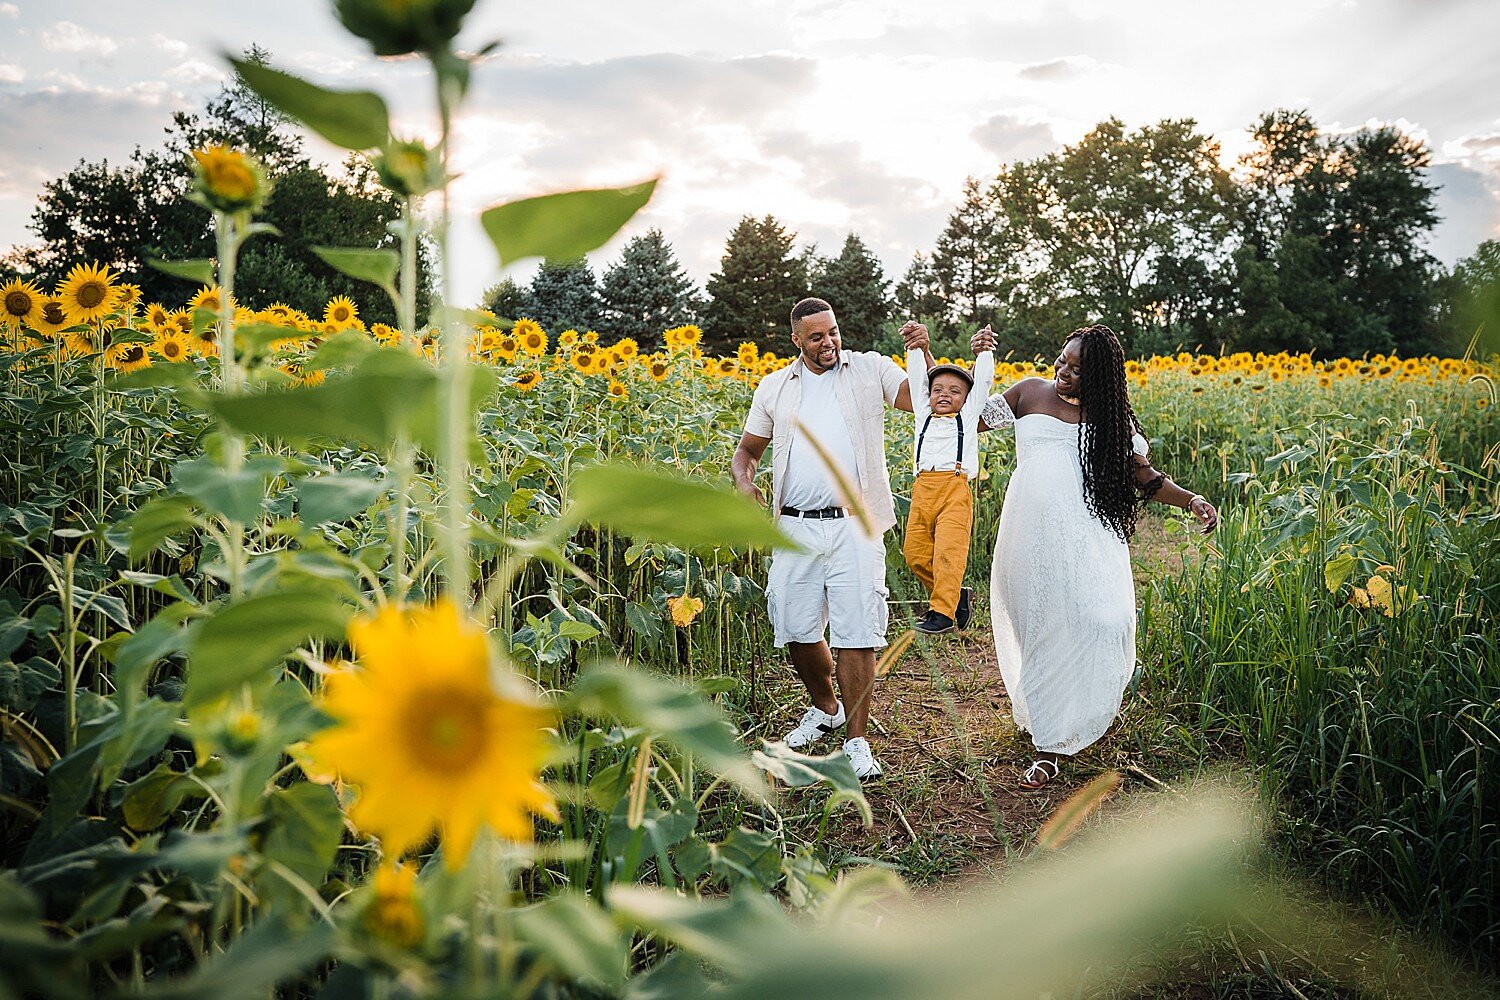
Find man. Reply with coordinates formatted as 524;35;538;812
731;298;919;780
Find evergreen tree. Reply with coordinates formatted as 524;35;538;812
813;233;891;350
702;215;810;352
599;229;704;347
932;177;1004;324
1439;239;1500;355
479;277;531;320
894;251;947;321
527;257;603;334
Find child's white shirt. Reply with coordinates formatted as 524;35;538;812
907;349;995;479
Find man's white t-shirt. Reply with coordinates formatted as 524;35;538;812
780;367;860;511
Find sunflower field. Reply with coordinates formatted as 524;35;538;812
2;4;1498;997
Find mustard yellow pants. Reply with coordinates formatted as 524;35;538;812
902;470;974;619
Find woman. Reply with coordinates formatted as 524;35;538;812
971;323;1218;789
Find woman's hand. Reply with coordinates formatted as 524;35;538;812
900;321;929;351
971;325;997;352
1188;496;1218;533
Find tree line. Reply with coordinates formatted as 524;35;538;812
6;68;1495;359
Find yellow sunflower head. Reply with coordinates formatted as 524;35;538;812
1;279;42;330
514;370;542;392
558;328;580;349
190;145;270;214
27;296;71;338
143;302;172;330
152;329;194;363
301;599;559;867
57;262;117;326
107;341;152;372
608;379;628;400
111;283;142;316
189;285;230;317
582;330;600;344
647;355;670;382
363;862;425;949
370;322;400;345
614;337;639;360
324;296;359;330
513;318;547;356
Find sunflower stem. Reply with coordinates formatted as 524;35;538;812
433;58;471;607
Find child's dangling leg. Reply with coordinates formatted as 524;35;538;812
903;473;938;598
927;473;974;621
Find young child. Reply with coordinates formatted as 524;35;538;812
903;338;995;635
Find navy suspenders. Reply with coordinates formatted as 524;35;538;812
915;413;964;473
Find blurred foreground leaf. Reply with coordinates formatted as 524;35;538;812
482;181;656;267
568;463;792;551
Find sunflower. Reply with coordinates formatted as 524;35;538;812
1;279;42;330
193;324;220;357
56;262;117;326
558;328;580;350
107;341;152;372
189;284;230;317
142;302;172;330
190;146;269;213
582;330;599;345
111;283;142;316
608;379;628;400
614;337;639;361
166;309;194;336
26;296;70;338
736;342;758;367
570;348;596;375
647;355;670;382
325;296;359;330
301;599;559;866
514;370;542;392
513;318;547;356
370;322;401;346
364;862;425;949
152;329;194;363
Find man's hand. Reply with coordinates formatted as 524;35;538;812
971;324;997;353
738;478;765;507
899;320;929;351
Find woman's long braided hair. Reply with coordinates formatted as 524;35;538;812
1069;324;1144;542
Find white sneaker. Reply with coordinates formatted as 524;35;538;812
784;701;845;749
843;737;883;781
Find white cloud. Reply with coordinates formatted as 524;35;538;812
0;3;17;18
0;64;24;85
971;114;1060;161
41;21;119;56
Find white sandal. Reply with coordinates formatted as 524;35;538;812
1019;758;1060;790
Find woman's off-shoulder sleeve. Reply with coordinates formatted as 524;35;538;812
981;392;1015;429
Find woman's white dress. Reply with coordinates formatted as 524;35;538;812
981;397;1147;755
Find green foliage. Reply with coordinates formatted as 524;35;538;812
228;57;391;151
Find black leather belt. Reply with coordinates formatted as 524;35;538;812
780;505;845;519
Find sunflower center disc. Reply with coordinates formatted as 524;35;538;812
5;292;31;316
404;690;488;772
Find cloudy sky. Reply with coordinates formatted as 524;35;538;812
2;0;1498;304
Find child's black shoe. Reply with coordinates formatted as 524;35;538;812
914;609;956;635
956;587;973;630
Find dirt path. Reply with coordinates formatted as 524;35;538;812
771;515;1198;882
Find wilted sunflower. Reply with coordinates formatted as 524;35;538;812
301;599;559;867
1;279;41;330
107;341;152;372
26;296;70;338
57;262;117;326
324;296;359;330
152;329;194;363
666;594;705;627
514;370;542;392
513;318;547;356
